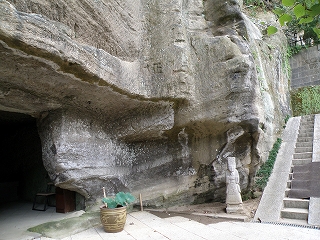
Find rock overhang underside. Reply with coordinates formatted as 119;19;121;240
0;0;291;208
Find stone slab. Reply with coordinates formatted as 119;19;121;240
308;197;320;225
254;117;300;222
128;211;204;240
192;212;249;222
312;114;320;162
174;219;244;240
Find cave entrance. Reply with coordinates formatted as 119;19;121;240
0;110;48;205
0;110;86;212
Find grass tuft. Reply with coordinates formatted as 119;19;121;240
254;138;282;191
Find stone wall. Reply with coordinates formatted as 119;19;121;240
0;0;291;208
290;45;320;88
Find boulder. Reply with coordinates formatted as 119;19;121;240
0;0;290;207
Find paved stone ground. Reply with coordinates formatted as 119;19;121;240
2;197;320;239
54;211;320;240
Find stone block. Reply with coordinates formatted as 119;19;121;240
308;197;320;225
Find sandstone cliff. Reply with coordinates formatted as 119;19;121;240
0;0;290;208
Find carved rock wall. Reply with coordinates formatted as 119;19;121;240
0;0;290;208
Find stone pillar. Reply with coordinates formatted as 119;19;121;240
225;157;243;213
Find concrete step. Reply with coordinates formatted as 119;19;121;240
298;132;314;138
286;180;291;188
293;152;312;159
285;188;290;197
296;137;313;142
299;126;314;130
296;142;313;148
294;147;313;153
292;158;312;165
279;218;309;226
299;128;314;133
290;180;310;189
300;120;314;125
281;208;308;220
300;115;315;121
283;198;309;209
300;119;314;123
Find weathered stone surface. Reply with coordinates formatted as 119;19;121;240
0;0;291;208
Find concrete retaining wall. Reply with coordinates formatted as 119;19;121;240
290;45;320;88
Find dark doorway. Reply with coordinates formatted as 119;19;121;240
0;111;48;204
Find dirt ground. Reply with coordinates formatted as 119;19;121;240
147;197;261;225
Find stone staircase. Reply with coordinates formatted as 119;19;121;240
280;115;314;224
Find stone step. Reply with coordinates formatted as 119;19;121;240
296;137;313;142
299;128;314;133
290;180;310;189
298;132;314;138
293;152;312;159
279;218;309;226
281;208;308;220
300;115;315;121
287;180;291;188
300;121;314;125
294;147;313;153
300;120;314;124
285;188;290;197
296;142;313;148
299;124;314;128
298;129;314;138
283;198;309;209
292;158;312;165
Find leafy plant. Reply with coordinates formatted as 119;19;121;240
102;192;135;209
254;138;282;190
271;0;320;39
243;0;274;17
284;114;291;124
291;86;320;116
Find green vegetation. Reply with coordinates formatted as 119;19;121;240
284;114;291;124
269;0;320;53
254;138;282;191
291;86;320;116
283;47;292;77
102;192;135;209
288;44;305;55
272;0;320;38
28;212;100;238
244;0;271;16
243;0;319;54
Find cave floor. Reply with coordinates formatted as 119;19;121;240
0;201;84;240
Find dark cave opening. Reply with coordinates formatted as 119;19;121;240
0;110;86;211
0;111;47;204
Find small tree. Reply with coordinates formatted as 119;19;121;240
269;0;320;39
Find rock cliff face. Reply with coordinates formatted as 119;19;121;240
0;0;290;207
